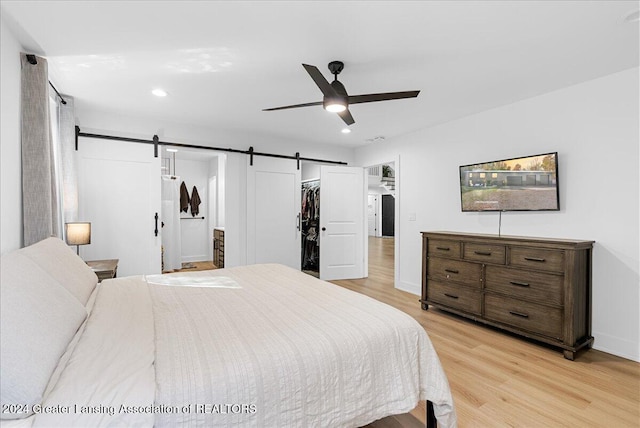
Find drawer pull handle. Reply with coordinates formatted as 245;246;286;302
436;246;450;251
444;269;459;274
509;281;530;287
509;311;529;319
474;251;492;256
524;257;546;262
444;293;459;299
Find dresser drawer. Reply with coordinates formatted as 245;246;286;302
427;258;482;288
427;239;461;259
463;243;506;264
510;247;564;273
485;266;564;306
485;294;562;339
428;281;482;315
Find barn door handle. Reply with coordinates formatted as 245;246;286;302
296;213;301;231
154;213;159;237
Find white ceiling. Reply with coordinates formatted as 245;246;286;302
2;1;638;148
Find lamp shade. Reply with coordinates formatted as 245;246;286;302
65;222;91;246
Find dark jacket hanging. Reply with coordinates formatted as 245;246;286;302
190;186;201;217
180;181;190;213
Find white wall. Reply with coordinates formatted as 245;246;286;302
175;158;209;263
223;153;246;267
0;17;23;253
355;68;640;361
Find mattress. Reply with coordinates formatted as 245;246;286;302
25;264;456;427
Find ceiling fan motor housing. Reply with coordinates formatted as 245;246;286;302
328;60;344;75
323;77;348;111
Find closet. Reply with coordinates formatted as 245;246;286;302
298;165;365;281
301;180;320;275
160;149;224;271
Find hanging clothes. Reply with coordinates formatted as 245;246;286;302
301;180;320;272
180;181;190;213
190;186;201;217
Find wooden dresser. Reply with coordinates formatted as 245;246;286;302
421;231;594;360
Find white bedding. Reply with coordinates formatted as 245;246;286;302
26;264;456;427
34;277;156;427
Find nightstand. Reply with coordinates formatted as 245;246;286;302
87;259;119;282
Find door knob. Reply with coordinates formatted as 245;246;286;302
321;227;326;231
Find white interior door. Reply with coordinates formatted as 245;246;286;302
161;175;181;271
367;194;378;236
246;156;301;269
77;138;161;276
320;165;365;280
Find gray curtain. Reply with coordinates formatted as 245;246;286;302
21;53;58;246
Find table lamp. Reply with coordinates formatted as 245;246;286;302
65;222;91;256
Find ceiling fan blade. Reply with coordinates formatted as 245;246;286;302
262;101;323;111
338;109;355;125
348;90;420;105
302;64;337;97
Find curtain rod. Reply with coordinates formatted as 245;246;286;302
75;127;348;169
25;54;67;105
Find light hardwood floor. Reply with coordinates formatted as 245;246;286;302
333;237;640;427
163;260;215;273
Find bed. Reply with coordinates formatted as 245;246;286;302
1;238;456;427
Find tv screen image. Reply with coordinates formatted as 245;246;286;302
459;152;559;212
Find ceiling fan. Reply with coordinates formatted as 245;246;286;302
263;61;420;126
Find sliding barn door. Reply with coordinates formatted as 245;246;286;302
246;157;301;269
77;138;161;276
319;165;365;280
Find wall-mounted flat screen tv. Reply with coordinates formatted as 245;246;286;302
459;152;559;212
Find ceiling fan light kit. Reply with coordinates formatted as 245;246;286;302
263;60;420;126
324;97;347;113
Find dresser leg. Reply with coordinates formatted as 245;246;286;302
421;302;429;310
563;350;575;361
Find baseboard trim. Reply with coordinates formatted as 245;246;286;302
181;255;210;263
396;280;420;296
592;330;640;362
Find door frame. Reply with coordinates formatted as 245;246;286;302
362;154;400;290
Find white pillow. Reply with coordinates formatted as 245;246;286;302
19;237;98;306
0;252;87;419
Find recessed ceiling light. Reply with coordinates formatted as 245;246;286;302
341;128;351;134
624;10;639;23
166;148;178;152
152;88;168;97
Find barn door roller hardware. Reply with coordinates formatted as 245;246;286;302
74;128;347;167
